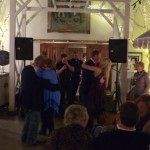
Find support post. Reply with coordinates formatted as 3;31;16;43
120;2;130;103
8;0;16;112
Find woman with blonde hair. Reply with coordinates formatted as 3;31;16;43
81;57;112;130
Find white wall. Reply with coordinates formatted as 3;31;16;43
2;0;149;79
26;13;112;41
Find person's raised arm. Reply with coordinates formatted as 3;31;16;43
82;63;102;75
64;60;74;72
56;65;67;75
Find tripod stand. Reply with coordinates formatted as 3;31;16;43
112;63;122;113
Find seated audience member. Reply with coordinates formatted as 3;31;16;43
136;94;150;135
93;102;150;150
45;104;93;150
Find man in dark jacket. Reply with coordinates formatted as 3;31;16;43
56;53;74;116
93;102;150;150
79;50;101;106
20;56;59;146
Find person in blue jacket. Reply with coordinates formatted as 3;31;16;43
37;58;60;135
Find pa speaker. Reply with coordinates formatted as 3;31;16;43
15;37;33;60
109;39;127;63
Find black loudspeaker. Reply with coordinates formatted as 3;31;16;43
15;37;33;60
109;39;127;63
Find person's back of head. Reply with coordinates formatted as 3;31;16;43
43;58;53;69
64;104;89;128
91;50;101;63
91;50;99;57
120;102;139;127
45;104;92;150
61;53;67;59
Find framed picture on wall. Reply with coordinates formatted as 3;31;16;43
47;0;90;33
128;52;143;72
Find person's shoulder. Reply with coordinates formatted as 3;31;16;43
86;59;95;65
68;59;74;65
136;130;150;137
95;129;115;140
93;130;114;149
23;65;32;69
143;120;150;135
48;70;58;77
69;58;74;62
22;65;34;72
49;69;56;73
56;61;63;68
131;130;150;142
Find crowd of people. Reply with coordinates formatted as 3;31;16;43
18;50;150;149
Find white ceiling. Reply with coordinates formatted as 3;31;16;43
0;0;150;42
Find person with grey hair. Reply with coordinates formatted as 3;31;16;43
45;104;93;150
20;56;60;146
131;61;150;99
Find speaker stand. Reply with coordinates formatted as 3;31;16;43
112;63;122;113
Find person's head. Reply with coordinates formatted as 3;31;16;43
43;58;53;69
41;51;47;58
91;50;101;63
136;94;150;118
33;56;45;68
119;102;139;127
61;53;67;62
64;104;89;128
135;61;144;72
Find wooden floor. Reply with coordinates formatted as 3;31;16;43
0;103;117;150
0;107;63;150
